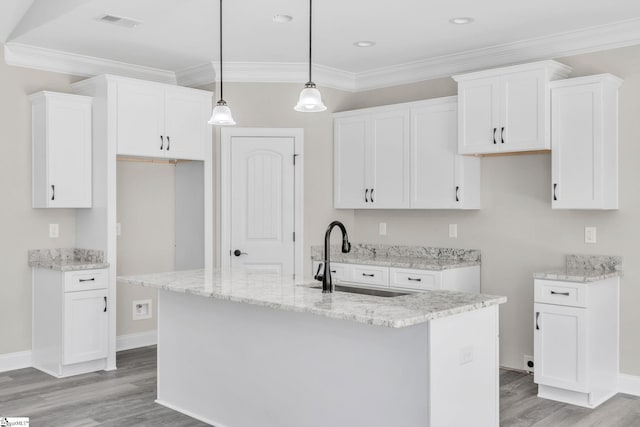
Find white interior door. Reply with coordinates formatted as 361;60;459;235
230;137;296;275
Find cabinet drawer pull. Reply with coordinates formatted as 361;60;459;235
455;186;460;202
362;273;375;277
103;296;108;312
535;312;540;330
79;278;95;282
331;270;337;273
51;185;55;201
370;188;374;203
550;291;570;296
501;126;505;144
408;277;422;282
493;127;497;144
365;188;369;203
166;136;171;151
553;183;558;201
160;135;164;150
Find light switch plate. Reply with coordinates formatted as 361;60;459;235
379;222;387;236
49;224;59;238
585;227;597;244
133;299;152;320
449;224;458;238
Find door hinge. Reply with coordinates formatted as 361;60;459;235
293;231;296;242
293;154;299;165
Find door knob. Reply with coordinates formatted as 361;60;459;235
233;250;248;257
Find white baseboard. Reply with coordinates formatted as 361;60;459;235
116;330;157;352
0;350;32;373
156;399;229;427
619;373;640;396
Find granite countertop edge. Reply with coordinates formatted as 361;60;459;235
29;261;110;271
533;270;622;283
118;271;506;329
310;255;481;271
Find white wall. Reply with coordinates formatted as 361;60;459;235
116;160;176;336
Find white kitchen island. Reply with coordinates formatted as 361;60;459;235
118;269;506;427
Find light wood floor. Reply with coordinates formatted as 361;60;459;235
1;346;639;426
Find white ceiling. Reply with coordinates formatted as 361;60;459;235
3;0;640;90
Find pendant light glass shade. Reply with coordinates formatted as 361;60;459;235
295;0;326;113
209;0;236;126
294;83;326;112
208;100;236;125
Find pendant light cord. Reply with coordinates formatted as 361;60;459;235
308;0;312;84
219;0;224;101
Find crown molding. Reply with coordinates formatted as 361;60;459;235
4;17;640;92
177;61;357;91
354;17;640;91
3;42;177;84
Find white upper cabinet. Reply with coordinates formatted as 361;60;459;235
110;77;211;161
550;74;622;209
334;97;479;209
31;91;93;208
334;109;409;209
410;97;480;209
454;61;571;155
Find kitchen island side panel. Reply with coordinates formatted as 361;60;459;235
157;289;431;427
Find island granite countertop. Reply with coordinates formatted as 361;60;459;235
533;254;622;283
311;244;481;271
118;268;505;328
28;248;109;271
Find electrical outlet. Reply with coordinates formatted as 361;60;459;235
524;355;534;373
459;346;473;365
116;222;122;236
449;224;458;238
379;222;387;236
49;224;59;238
132;299;152;320
585;226;597;244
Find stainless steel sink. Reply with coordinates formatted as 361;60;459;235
309;284;410;298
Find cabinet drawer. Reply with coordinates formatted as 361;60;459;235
349;265;389;288
312;261;350;282
65;270;108;293
534;280;586;308
390;268;441;291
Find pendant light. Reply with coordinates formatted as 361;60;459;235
294;0;326;112
208;0;236;125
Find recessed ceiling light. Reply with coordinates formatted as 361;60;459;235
449;17;474;25
273;14;293;23
354;41;376;48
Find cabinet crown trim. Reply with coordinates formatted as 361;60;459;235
333;96;457;118
549;73;623;89
452;60;572;82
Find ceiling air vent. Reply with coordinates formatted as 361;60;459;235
97;14;142;28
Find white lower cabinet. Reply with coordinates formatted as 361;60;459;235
33;268;109;378
312;261;480;293
533;277;619;408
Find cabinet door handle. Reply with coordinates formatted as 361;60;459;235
104;296;108;313
362;273;375;277
365;188;369;203
550;291;570;296
501;126;505;144
535;312;540;330
370;188;374;203
493;127;497;144
455;186;460;202
51;185;55;201
408;277;422;282
79;278;95;282
166;136;170;151
160;135;164;150
553;183;558;201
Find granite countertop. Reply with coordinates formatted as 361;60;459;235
533;254;622;283
310;244;481;271
28;248;109;271
118;269;506;328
